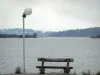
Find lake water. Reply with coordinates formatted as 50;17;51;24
0;37;100;74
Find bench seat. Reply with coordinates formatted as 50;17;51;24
36;66;73;69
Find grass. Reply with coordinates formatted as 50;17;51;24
0;67;100;75
71;70;100;75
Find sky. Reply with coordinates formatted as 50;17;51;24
0;0;100;31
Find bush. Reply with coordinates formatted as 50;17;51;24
81;71;87;75
15;66;22;74
73;70;77;75
95;71;100;75
87;70;91;75
81;70;91;75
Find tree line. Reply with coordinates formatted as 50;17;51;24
0;33;37;38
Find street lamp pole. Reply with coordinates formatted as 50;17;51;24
22;13;26;73
22;8;32;74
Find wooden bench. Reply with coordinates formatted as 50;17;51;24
36;58;74;74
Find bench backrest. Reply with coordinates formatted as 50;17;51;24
38;58;74;62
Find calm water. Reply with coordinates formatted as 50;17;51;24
0;37;100;74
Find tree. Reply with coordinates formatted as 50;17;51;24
33;32;37;38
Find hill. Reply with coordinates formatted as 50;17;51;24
43;27;100;37
0;27;100;37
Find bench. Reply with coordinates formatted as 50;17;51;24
36;58;74;74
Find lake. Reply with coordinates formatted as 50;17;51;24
0;37;100;74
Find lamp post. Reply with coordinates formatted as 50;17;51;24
22;8;32;73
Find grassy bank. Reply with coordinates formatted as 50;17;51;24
4;71;99;75
1;68;100;75
71;71;100;75
0;72;100;75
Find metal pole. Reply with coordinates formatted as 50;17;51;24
22;14;26;73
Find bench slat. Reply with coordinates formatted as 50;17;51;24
38;58;74;62
36;66;73;69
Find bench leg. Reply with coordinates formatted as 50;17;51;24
64;60;70;74
39;68;45;74
39;59;45;74
63;68;70;74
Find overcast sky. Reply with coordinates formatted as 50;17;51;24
0;0;100;31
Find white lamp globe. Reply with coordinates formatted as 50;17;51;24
24;8;32;15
